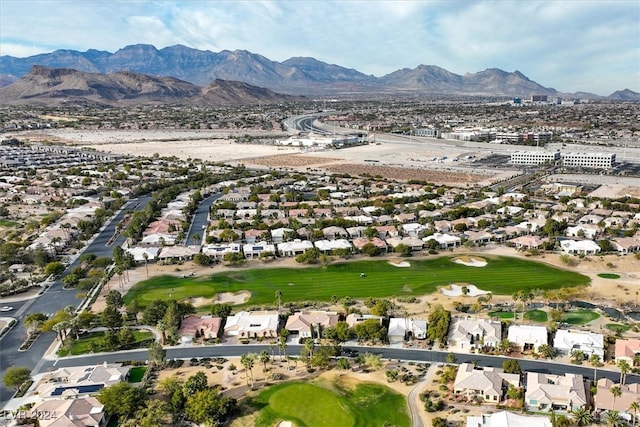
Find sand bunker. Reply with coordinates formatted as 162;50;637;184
440;284;490;297
213;291;251;305
452;256;487;267
388;261;411;268
277;422;294;427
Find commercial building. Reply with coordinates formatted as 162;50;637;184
510;151;560;165
562;152;616;168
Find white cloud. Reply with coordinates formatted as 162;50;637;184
0;0;638;94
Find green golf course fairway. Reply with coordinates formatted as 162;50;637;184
249;380;410;427
124;255;589;307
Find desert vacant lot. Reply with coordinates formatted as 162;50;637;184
123;255;589;308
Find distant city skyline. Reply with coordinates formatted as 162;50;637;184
1;0;638;96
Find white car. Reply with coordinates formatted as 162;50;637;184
0;306;13;312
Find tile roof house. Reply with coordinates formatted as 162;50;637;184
179;315;222;341
553;329;604;357
453;363;520;404
448;318;502;352
594;378;640;413
614;338;640;364
29;396;106;427
525;372;588;412
285;311;339;339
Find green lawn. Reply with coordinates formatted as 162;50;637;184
562;310;600;325
124;255;589;307
249;379;410;427
57;330;154;356
597;273;621;279
524;309;548;322
128;366;147;383
605;324;631;333
0;219;17;227
488;311;515;319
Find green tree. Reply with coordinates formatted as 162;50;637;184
611;386;622;410
427;305;451;345
589;354;603;382
240;353;256;387
122;399;169;427
570;407;593;426
3;367;31;390
538;344;556;359
96;382;144;419
148;341;166;365
394;243;411;256
571;349;585;364
184;388;237;427
105;290;124;308
502;359;522;374
44;261;65;277
183;371;208;397
100;304;123;331
618;359;631;385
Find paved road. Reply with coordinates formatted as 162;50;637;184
184;193;221;246
0;197;151;404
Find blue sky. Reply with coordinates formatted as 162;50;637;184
1;0;638;95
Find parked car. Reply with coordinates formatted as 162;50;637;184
0;306;14;312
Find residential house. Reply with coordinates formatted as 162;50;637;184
202;242;242;259
140;232;176;246
594;378;640;414
566;224;600;240
453;363;520;404
463;230;493;245
29;396;106;427
525;372;588;412
448;318;502;352
611;237;640;255
385;236;424;251
179;315;222;342
158;246;199;262
401;222;428;237
322;226;348;240
124;246;161;263
277;239;314;257
614;338;640;364
243;241;276;259
314;239;352;253
508;235;544;250
271;227;294;244
285;311;339;339
224;311;279;339
553;329;604;357
387;318;427;344
352;237;388;253
424;233;462;249
466;411;552;427
345;313;383;327
507;325;548;352
35;363;130;399
559;239;601;255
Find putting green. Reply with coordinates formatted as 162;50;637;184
124;255;589;307
597;273;621;279
250;380;410;427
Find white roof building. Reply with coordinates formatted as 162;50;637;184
243;241;276;259
423;233;461;249
467;411;552;427
560;239;601;255
224;311;279;339
448;318;501;352
388;318;427;343
202;242;242;259
314;239;352;252
553;329;604;357
525;372;587;412
277;239;314;257
507;325;548;352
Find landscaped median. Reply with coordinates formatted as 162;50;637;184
123;255;590;308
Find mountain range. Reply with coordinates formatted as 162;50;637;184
1;44;638;101
0;65;301;106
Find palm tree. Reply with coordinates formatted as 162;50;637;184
240;353;256;388
259;350;270;373
589;354;603;382
611;386;622;411
275;290;282;314
571;349;585;364
605;410;624;427
278;336;287;361
618;359;632;386
629;401;640;426
303;338;315;366
142;252;149;277
570;406;593;426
